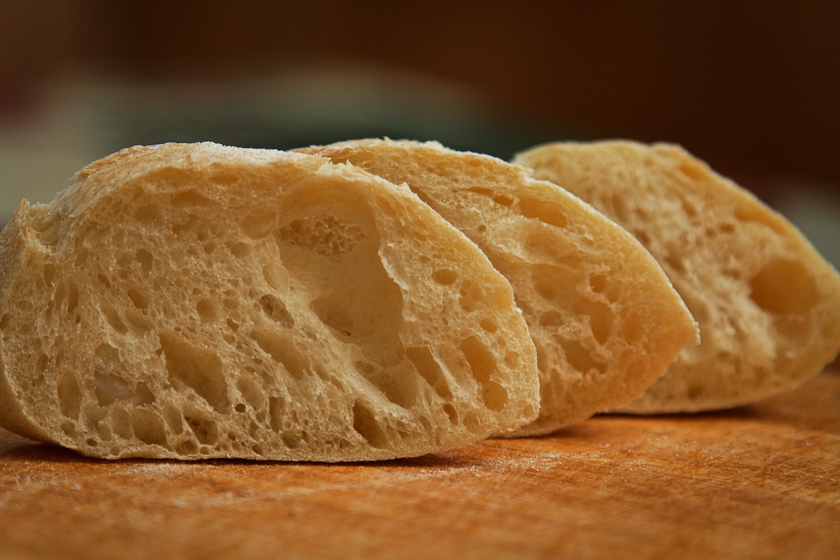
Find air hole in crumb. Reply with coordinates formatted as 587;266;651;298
259;294;294;327
250;328;309;380
185;414;219;445
100;301;128;334
67;281;79;314
540;311;564;327
159;331;230;412
574;299;613;346
504;351;519;368
406;346;452;399
463;411;480;433
236;377;263;410
230;242;250;257
130;409;168;447
452;336;506;406
686;381;707;401
432;269;458;286
443;404;458;424
282;433;303;449
125;309;153;331
622;312;645;345
519;196;568;228
481;381;509;411
310;297;354;337
196;299;217;323
750;257;819;315
176;439;199;455
278;215;365;257
172;189;216;207
459;280;483;312
494;194;514;206
664;252;686;273
234;403;246;413
94;372;133;406
268;397;285;432
532;263;581;302
352;401;388;449
560;339;607;375
127;288;149;309
467;186;494;197
460;335;498;397
354;361;375;375
56;372;81;420
96;273;111;288
479;318;497;333
135;249;154;274
680;197;700;218
634;229;652;246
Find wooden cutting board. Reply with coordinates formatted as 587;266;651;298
2;369;839;560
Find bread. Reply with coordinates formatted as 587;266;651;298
514;140;840;412
297;139;699;435
0;142;541;461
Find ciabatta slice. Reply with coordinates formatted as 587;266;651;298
298;139;699;435
0;142;539;460
515;140;840;412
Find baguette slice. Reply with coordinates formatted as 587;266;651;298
0;142;540;461
298;139;699;435
515;140;840;413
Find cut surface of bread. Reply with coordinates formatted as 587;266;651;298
0;142;540;461
298;139;699;435
515;140;840;413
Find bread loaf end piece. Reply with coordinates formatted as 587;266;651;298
299;139;699;435
515;140;840;412
0;142;539;460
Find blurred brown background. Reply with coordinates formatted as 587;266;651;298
1;0;839;263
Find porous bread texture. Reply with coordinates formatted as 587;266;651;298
515;140;840;413
297;139;699;436
0;142;540;461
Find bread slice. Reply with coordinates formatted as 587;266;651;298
297;139;699;435
515;140;840;413
0;142;540;461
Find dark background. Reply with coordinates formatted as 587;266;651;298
1;1;838;365
1;0;839;200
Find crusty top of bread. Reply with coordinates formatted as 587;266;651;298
0;142;540;460
515;140;840;412
298;139;699;435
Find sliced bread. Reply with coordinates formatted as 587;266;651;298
298;139;699;435
515;140;840;412
0;142;540;460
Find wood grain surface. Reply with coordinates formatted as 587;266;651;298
2;368;839;560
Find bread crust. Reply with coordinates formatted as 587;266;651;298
516;140;840;412
299;139;700;435
0;142;539;460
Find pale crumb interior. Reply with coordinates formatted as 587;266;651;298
0;147;537;460
516;141;840;412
